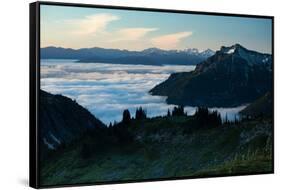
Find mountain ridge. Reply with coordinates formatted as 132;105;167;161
150;44;272;107
41;46;215;65
40;90;106;157
240;91;273;117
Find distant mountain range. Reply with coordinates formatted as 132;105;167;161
41;46;215;65
40;90;105;156
150;44;272;107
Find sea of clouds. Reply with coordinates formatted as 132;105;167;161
41;59;245;125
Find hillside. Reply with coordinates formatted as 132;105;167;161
40;90;105;158
150;44;272;107
41;46;214;65
240;91;273;117
40;114;273;186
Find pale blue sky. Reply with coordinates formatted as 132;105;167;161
40;4;272;53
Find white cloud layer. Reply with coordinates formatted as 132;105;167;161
41;60;245;125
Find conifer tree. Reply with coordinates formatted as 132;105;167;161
122;109;131;124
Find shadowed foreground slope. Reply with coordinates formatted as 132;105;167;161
40;114;272;186
40;90;105;159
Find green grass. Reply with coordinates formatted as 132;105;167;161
40;116;273;186
191;149;272;176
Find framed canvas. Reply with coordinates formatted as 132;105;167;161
29;1;274;188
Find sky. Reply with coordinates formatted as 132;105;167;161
40;4;272;53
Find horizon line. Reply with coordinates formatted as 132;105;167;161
40;44;272;54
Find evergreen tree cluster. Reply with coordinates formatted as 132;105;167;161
194;107;222;128
81;109;135;159
80;106;236;159
171;106;185;116
81;107;149;159
135;107;147;120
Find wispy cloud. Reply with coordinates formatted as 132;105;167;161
43;12;193;50
111;27;158;42
151;31;193;50
68;13;120;36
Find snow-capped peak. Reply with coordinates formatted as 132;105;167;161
218;44;272;68
220;43;246;55
200;49;215;57
184;48;199;55
142;47;165;54
226;48;235;54
141;47;214;59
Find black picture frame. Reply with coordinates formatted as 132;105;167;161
30;1;274;188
